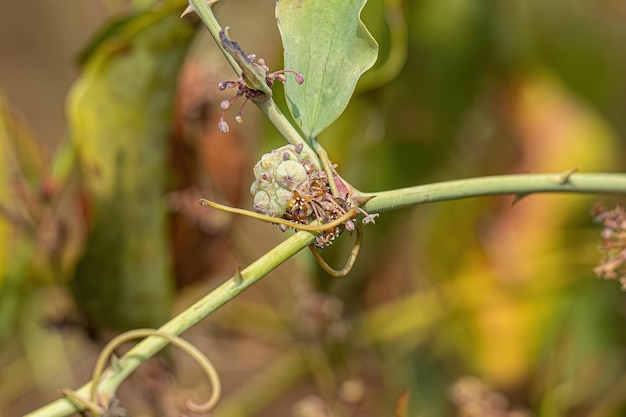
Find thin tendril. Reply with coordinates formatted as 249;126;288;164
58;388;102;416
90;329;221;414
312;140;341;198
308;224;363;278
199;199;358;232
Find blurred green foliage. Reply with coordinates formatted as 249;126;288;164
68;2;195;332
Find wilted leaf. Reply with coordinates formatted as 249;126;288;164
276;0;378;140
0;94;45;342
68;7;194;332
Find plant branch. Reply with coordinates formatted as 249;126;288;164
311;139;341;198
25;230;316;417
255;99;318;166
25;3;626;416
360;172;626;213
187;0;318;166
188;0;240;73
25;170;626;417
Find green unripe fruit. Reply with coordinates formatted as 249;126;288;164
250;145;313;217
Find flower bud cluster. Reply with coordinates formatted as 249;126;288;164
217;56;304;134
250;144;353;248
592;203;626;290
250;144;313;217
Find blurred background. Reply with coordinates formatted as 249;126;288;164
1;0;626;416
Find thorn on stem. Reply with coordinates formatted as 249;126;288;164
180;5;195;18
233;267;244;285
511;193;530;206
553;167;579;185
181;0;221;18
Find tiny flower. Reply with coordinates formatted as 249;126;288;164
218;81;237;90
362;213;379;225
217;57;304;133
257;58;269;72
218;119;229;133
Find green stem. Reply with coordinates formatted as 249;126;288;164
188;0;319;167
360;173;626;213
188;0;240;73
256;99;319;167
24;171;626;417
25;230;316;417
311;139;341;198
25;3;626;417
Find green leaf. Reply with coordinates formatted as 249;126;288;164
67;8;194;331
276;0;378;140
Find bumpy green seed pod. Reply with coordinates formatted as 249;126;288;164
250;145;312;217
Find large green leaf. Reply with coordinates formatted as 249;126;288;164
68;7;194;332
276;0;378;140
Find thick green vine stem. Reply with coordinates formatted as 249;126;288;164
25;172;626;417
360;172;626;213
25;231;316;417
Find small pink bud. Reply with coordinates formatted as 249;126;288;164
218;120;230;133
218;81;228;90
220;99;231;110
257;57;265;66
235;113;244;124
276;74;286;84
295;143;304;154
295;73;305;84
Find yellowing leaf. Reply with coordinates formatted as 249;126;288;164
68;9;194;331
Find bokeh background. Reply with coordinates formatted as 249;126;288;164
2;0;626;416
